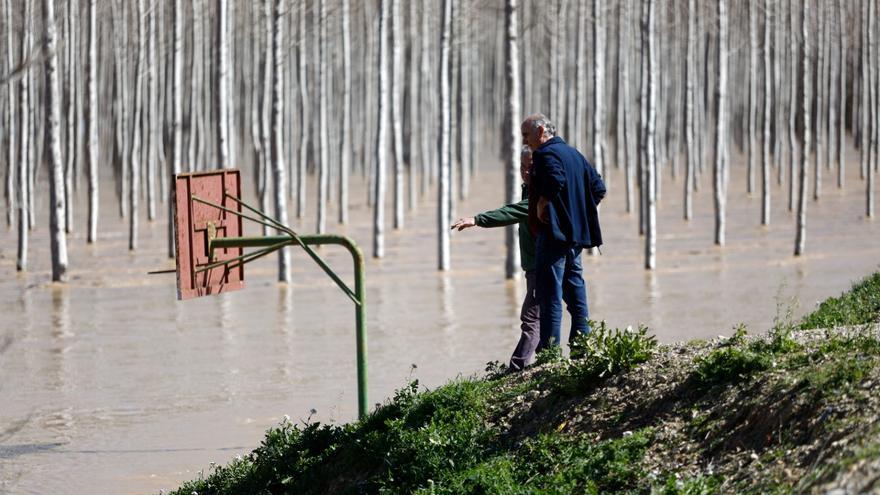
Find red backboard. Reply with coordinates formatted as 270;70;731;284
173;170;245;300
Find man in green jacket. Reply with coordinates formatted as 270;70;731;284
451;146;537;371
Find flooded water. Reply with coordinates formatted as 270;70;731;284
1;147;878;494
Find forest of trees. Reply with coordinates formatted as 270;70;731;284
1;0;878;282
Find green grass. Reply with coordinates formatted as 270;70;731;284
800;272;880;330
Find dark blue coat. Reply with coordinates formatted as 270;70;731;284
530;136;606;248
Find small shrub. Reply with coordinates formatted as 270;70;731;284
654;474;724;495
535;340;565;366
547;322;657;395
693;345;771;388
800;272;880;329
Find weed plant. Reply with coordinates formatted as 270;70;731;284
800;272;880;329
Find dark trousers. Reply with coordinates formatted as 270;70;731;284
509;270;540;370
535;233;590;351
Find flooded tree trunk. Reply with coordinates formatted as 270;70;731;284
645;0;657;270
113;0;129;218
64;0;76;233
146;1;157;221
794;0;810;256
621;0;635;215
297;0;307;219
129;0;145;251
713;0;728;246
503;0;520;279
17;0;30;271
43;0;69;281
271;0;290;282
813;1;825;201
407;0;419;211
438;0;452;270
391;0;404;230
339;0;351;224
574;0;585;151
5;0;16;230
259;0;272;235
860;0;869;180
684;0;695;221
837;0;846;189
87;0;98;243
747;0;757;195
419;0;431;197
318;0;329;234
868;0;876;219
458;6;471;202
787;0;797;212
374;0;389;258
217;0;230;169
762;0;772;225
593;0;605;177
168;0;182;255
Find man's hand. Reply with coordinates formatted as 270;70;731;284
451;217;477;231
537;197;551;223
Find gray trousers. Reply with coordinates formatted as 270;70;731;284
509;270;541;370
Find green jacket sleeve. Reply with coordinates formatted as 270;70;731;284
474;198;529;228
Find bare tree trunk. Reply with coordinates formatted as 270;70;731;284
438;0;452;270
419;0;431;197
86;0;98;243
258;0;272;235
130;0;145;250
391;0;404;229
762;0;772;225
146;0;158;220
592;0;605;177
714;0;728;246
271;0;290;281
645;0;657;269
44;0;69;281
503;0;521;278
574;0;586;151
64;0;76;233
339;0;351;224
794;0;810;255
318;0;329;234
217;0;230;169
458;6;471;201
868;0;876;218
168;0;182;254
788;0;797;212
17;0;30;271
374;0;389;258
622;0;635;215
684;0;696;221
813;1;825;200
837;0;846;188
861;0;869;180
747;0;757;194
5;0;15;230
297;0;307;219
407;0;419;210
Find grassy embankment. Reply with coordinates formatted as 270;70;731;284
171;272;880;494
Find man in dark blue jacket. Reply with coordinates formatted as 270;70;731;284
521;113;606;351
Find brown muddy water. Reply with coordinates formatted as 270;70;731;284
1;150;878;494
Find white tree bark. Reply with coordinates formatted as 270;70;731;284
438;0;452;270
168;0;182;254
684;0;696;221
788;0;797;212
645;0;657;269
64;0;76;233
374;0;390;258
713;0;729;246
407;0;419;210
747;0;758;194
146;0;158;220
129;0;145;250
44;0;69;281
391;0;404;229
86;0;98;243
592;0;605;178
271;0;291;282
318;0;329;234
837;0;846;188
217;0;230;169
503;0;521;278
297;0;308;219
762;0;772;225
574;0;586;151
5;0;16;230
16;0;30;271
868;0;876;218
794;0;811;255
339;0;351;224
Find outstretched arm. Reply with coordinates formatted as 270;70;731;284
451;198;529;231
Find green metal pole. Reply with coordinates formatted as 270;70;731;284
210;233;368;420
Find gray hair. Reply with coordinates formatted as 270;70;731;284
524;113;557;138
